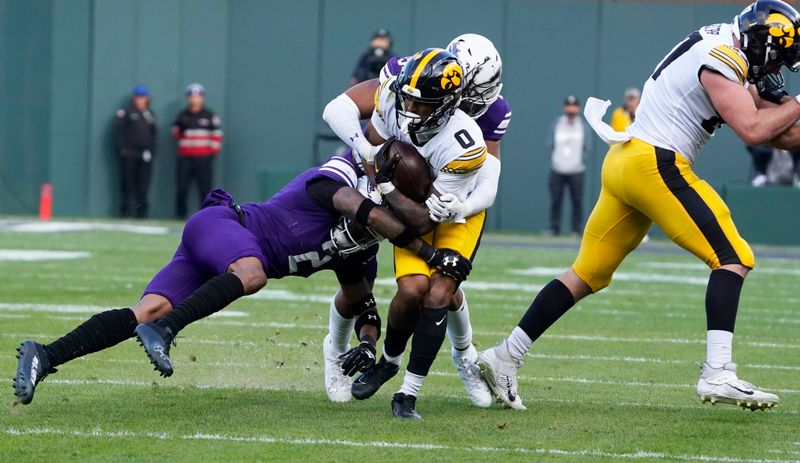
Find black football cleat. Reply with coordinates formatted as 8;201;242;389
13;340;57;405
351;356;399;400
391;392;421;420
134;323;175;377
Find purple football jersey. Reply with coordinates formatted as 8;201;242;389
479;96;511;142
143;151;376;307
380;55;511;142
243;152;364;278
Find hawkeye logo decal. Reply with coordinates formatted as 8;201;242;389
441;62;463;90
767;13;796;48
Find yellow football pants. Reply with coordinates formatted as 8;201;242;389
393;211;486;279
573;138;754;292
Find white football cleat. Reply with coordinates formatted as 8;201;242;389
323;334;351;403
697;362;779;411
477;344;526;410
452;345;492;408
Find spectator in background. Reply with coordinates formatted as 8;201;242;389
546;95;592;236
115;85;156;218
610;87;640;132
172;83;223;219
350;28;396;86
747;144;773;186
747;144;800;187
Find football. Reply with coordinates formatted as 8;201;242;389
381;140;432;203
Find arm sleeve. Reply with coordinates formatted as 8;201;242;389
461;153;501;216
323;93;373;154
306;177;347;213
703;44;749;85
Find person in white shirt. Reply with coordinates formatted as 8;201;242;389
546;95;593;235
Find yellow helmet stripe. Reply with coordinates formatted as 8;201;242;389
409;49;443;89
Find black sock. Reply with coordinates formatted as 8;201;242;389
44;308;137;368
406;307;448;377
383;322;415;359
518;279;576;342
156;273;245;334
705;268;743;332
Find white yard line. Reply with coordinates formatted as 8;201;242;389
0;220;170;235
40;365;799;395
3;427;798;462
640;261;800;277
0;303;248;318
0;249;91;261
510;267;710;285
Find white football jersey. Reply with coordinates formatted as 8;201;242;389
628;23;749;163
371;77;488;200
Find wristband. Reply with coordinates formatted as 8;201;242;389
389;227;417;248
354;199;377;226
377;182;396;195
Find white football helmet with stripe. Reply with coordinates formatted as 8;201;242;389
447;33;503;118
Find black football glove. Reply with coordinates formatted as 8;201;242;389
339;341;377;376
374;137;399;185
757;72;789;105
425;247;472;284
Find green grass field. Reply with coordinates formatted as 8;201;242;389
1;219;798;462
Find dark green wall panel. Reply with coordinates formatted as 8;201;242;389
0;0;52;215
411;0;506;53
49;0;91;216
499;0;600;233
87;0;138;216
225;0;320;202
318;0;415;112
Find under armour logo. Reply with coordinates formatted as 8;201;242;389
443;256;459;266
349;133;360;142
367;314;377;320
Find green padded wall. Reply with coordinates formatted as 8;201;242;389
1;0;798;245
0;0;52;215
